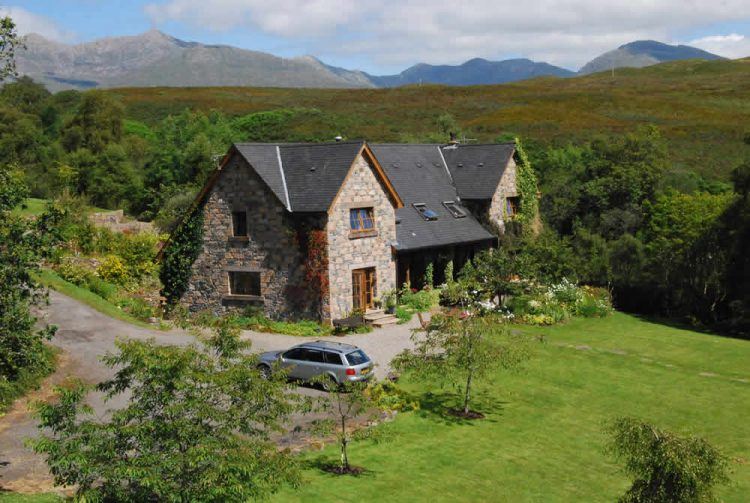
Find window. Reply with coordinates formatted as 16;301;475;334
505;197;519;218
324;352;343;366
231;210;247;237
349;207;375;232
345;350;370;366
283;348;306;360
305;349;325;363
443;201;466;218
228;271;261;296
413;203;438;221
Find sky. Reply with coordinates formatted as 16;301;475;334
5;0;750;74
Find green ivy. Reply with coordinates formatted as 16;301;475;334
513;137;539;233
160;204;204;307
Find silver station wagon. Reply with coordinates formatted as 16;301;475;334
257;340;374;386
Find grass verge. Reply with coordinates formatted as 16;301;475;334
35;269;154;330
0;346;57;415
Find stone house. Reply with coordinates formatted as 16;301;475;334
165;140;519;323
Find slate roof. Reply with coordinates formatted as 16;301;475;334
232;141;513;251
441;142;515;200
370;144;495;251
234;141;365;212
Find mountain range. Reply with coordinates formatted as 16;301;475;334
16;30;728;91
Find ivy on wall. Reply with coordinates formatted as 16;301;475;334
305;229;329;317
160;203;205;307
513;137;540;233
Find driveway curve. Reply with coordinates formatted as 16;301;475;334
0;290;419;493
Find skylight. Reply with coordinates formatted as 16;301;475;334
413;203;438;221
443;201;466;218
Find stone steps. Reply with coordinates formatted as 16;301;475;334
365;309;399;327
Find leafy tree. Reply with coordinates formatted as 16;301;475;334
607;417;729;503
61;91;125;153
0;164;62;406
394;312;529;416
31;325;301;502
0;76;52;116
0;15;21;81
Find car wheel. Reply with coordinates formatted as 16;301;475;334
257;364;271;380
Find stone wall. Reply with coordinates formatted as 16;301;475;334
487;157;518;235
326;153;397;320
181;155;319;319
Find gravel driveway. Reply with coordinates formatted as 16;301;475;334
0;290;418;493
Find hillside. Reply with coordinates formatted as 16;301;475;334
368;58;574;86
109;57;750;179
579;40;724;75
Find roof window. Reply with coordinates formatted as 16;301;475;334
413;203;438;221
443;201;466;218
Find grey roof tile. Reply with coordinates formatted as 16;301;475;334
442;142;515;199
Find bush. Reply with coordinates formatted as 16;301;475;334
365;381;418;412
399;285;439;312
97;254;130;285
117;297;158;321
395;306;413;324
85;276;119;302
575;287;613;318
56;260;93;286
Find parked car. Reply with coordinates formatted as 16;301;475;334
257;340;374;386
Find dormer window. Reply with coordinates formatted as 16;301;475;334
443;201;466;218
413;203;438;221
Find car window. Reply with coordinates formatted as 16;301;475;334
306;349;325;363
345;350;370;366
283;348;305;360
324;352;343;366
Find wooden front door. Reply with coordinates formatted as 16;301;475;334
352;268;376;312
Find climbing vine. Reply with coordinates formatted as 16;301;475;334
160;203;205;307
305;230;329;316
513;137;540;233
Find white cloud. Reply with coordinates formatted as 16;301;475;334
0;6;75;42
143;0;750;70
689;33;750;60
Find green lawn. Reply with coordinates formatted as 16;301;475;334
275;313;750;502
3;313;747;502
11;198;50;218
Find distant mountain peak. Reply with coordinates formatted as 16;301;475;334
579;39;723;75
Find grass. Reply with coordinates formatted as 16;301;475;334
0;494;60;503
35;269;154;329
10;198;49;218
273;313;750;502
109;57;750;179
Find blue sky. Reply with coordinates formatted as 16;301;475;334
7;1;750;73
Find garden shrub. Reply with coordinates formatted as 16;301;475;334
399;285;439;312
395;306;413;324
117;297;158;321
365;381;418;412
56;260;93;286
97;255;129;285
161;205;204;306
85;276;119;302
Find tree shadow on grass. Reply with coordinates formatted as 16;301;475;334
305;455;375;478
415;390;507;425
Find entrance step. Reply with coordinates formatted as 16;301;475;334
372;315;399;327
364;309;386;321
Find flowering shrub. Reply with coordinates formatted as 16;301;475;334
97;255;130;285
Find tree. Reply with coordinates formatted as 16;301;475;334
61;91;125;154
0;15;21;81
31;325;301;501
394;311;529;417
607;417;729;503
0;164;62;406
314;379;372;475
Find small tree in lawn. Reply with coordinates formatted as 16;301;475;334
394;309;529;418
31;324;302;501
315;378;372;475
607;417;729;503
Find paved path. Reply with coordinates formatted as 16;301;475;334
0;291;419;493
